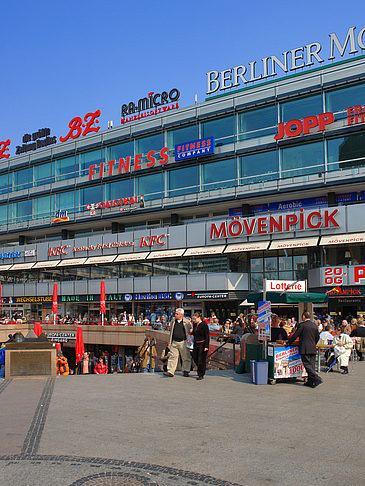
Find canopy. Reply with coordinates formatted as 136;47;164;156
246;292;328;304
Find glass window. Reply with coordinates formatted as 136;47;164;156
13;168;31;191
107;141;133;161
240;151;278;184
136;173;163;201
81;185;103;209
38;268;63;282
293;254;308;280
264;257;277;272
56;156;76;181
0;204;7;224
34;161;54;186
326;83;365;120
90;265;119;279
201;115;235;146
202;158;236;191
0;173;10;195
279;254;292;272
63;267;90;281
250;257;263;273
13;200;31;223
280;95;323;123
166;125;198;148
190;256;228;273
106;179;133;200
33;195;54;219
55;190;79;214
281;141;324;178
250;273;263;292
81;149;104;177
153;259;189;276
168;166;198;197
121;262;152;278
135;133;163;154
238;105;277;141
327;133;365;171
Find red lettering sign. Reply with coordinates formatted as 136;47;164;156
347;105;365;126
48;246;69;256
0;139;11;159
275;112;335;140
139;234;166;247
60;110;101;142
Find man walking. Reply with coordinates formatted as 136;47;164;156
164;308;192;377
287;311;322;388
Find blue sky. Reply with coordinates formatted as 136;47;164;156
1;0;364;155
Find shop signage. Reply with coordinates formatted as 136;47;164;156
207;26;365;94
275;112;335;140
88;147;169;181
86;195;144;215
266;280;306;292
185;292;229;300
121;89;180;125
328;287;363;296
16;128;57;155
210;208;341;240
174;137;215;161
322;265;365;286
24;249;36;257
73;241;134;253
0;251;21;259
9;296;52;303
59;292;184;302
0;139;11;159
139;234;167;247
46;332;76;343
53;210;69;223
60;109;101;142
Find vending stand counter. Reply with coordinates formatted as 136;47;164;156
267;343;307;384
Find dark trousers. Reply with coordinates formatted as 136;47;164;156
192;343;208;378
301;354;320;383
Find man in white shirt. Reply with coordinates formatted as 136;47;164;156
320;325;334;344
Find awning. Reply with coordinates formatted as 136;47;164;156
224;241;269;253
184;245;225;257
85;255;117;265
9;262;36;271
320;232;365;246
247;291;328;304
0;264;14;271
114;252;150;262
57;258;87;267
33;260;60;269
269;237;318;250
147;249;186;260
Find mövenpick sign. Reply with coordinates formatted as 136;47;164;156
207;26;365;94
209;208;340;239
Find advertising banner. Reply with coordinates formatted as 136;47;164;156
257;300;271;341
270;346;308;379
175;137;215;161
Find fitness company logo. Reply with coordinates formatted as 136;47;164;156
210;209;341;239
120;88;180;124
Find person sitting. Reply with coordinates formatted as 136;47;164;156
320;325;334;344
327;327;353;374
350;319;365;361
270;314;288;342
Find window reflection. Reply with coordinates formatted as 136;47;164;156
281;141;324;178
201;116;235;146
239;105;276;141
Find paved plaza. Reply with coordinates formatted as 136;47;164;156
0;364;364;486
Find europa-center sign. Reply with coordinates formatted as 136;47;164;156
206;26;365;94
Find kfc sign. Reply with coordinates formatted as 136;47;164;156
210;209;340;240
140;234;167;247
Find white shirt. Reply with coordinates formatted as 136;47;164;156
319;331;333;344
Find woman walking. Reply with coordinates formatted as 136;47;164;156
192;312;210;380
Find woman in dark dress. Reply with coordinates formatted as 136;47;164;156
192;312;210;380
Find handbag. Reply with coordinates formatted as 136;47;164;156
185;335;194;350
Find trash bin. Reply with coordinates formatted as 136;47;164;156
250;359;256;383
253;360;269;385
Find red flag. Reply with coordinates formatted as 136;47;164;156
34;322;43;337
75;326;84;365
100;280;106;315
52;283;58;315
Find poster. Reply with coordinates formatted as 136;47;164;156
258;301;271;341
273;346;307;379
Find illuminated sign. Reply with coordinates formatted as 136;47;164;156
207;26;365;94
60;109;101;142
210;209;341;239
121;89;180;125
86;195;144;215
175;137;215;161
53;210;69;223
16;128;57;155
88;147;169;181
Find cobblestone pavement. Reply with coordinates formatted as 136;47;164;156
0;363;365;486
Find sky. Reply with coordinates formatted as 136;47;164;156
1;0;365;156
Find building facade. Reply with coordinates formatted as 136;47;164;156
1;55;365;322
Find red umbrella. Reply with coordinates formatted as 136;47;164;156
100;280;106;326
52;283;58;325
75;326;84;365
34;322;43;337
